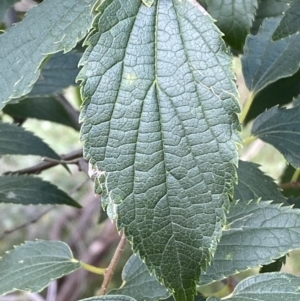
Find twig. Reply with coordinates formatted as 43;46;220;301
56;94;81;131
0;207;53;240
5;149;83;175
42;157;81;165
280;182;300;189
99;233;127;295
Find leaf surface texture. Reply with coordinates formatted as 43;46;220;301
251;106;300;168
273;0;300;40
79;0;239;300
207;0;258;50
0;0;96;109
109;254;169;301
0;175;81;207
0;122;60;159
242;16;300;95
200;201;300;284
0;240;80;295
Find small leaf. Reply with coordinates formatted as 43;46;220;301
3;97;79;130
0;175;81;208
29;52;81;97
0;0;96;109
251;106;300;168
207;0;258;50
242;16;300;96
0;122;60;159
200;200;300;285
207;273;300;301
0;240;81;296
108;255;170;301
234;160;286;203
251;0;291;34
273;0;300;40
79;0;240;300
0;0;18;22
78;297;136;301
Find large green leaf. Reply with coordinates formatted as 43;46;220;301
251;106;300;168
0;0;96;109
242;16;300;96
273;0;300;40
0;240;81;295
0;175;81;207
234;160;286;203
79;0;239;300
28;52;81;97
251;0;291;34
200;200;300;285
207;273;300;301
0;122;60;158
207;0;258;50
109;254;170;301
0;0;18;22
3;97;79;130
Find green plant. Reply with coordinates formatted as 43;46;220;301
1;0;300;300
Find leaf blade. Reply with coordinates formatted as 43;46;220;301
251;106;300;168
0;122;60;159
79;0;239;300
200;200;300;285
207;0;258;50
273;0;300;40
242;16;300;95
0;240;81;296
0;0;96;109
234;160;286;203
108;254;170;301
0;175;81;207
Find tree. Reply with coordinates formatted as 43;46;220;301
1;0;300;300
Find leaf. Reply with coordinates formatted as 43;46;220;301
108;254;170;301
273;0;300;40
234;160;286;203
242;16;300;96
251;106;300;168
0;0;18;22
3;97;79;130
0;122;60;159
207;0;258;50
0;175;81;207
0;240;81;296
207;273;300;301
0;0;96;109
28;52;81;97
251;0;291;34
78;297;136;301
200;200;300;285
243;67;300;123
79;0;239;300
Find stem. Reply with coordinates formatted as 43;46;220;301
239;92;254;124
81;262;105;275
242;135;257;146
291;169;300;182
5;149;83;175
99;233;127;295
